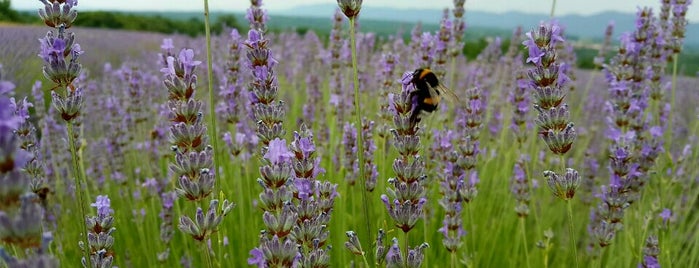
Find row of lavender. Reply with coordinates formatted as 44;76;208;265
1;0;697;267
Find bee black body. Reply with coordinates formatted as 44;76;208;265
409;68;442;124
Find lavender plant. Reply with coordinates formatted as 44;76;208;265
288;125;337;267
524;21;580;267
379;71;430;266
160;43;214;201
80;195;116;267
0;74;58;266
36;0;94;264
336;1;376;263
2;0;699;267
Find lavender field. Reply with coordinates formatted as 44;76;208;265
1;0;698;267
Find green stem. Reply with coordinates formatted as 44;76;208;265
349;17;373;266
468;202;476;267
450;252;456;268
599;246;608;268
66;121;91;268
519;218;531;268
543;243;549;268
361;253;371;268
202;241;213;268
592;252;601;268
661;229;670;268
550;0;557;18
566;200;579;268
403;231;410;268
203;0;221;191
423;214;428;267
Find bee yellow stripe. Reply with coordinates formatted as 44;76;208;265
419;68;431;79
423;96;440;105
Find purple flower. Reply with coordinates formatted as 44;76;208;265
160;38;174;51
264;138;293;164
91;195;113;217
0;98;21;130
659;208;672;224
293;179;313;200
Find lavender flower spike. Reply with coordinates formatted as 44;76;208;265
524;22;576;156
81;195;117;268
337;0;362;19
544;168;580;201
178;199;236;241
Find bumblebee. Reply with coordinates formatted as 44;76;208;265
408;68;459;124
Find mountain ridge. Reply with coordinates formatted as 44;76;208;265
279;3;699;45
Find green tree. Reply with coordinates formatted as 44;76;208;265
0;0;22;22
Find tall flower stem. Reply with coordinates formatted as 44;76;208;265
349;16;372;263
361;253;370;268
203;0;220;191
598;246;608;268
403;231;410;267
201;241;213;268
66;121;90;268
468;203;476;267
203;1;224;260
566;199;579;268
550;0;557;18
519;218;531;268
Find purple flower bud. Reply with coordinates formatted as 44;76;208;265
264;138;293;165
90;195;113;218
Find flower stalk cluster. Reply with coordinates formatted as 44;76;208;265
157;191;177;261
378;71;430;265
524;22;580;267
159;42;214;201
81;195;116;268
248;139;298;267
36;1;92;265
246;29;285;147
244;4;299;265
594;22;615;68
178;199;236;241
433;9;453;79
510;68;531;144
590;9;667;250
452;84;485;205
524;22;580;198
438;150;466;253
246;0;268;32
511;157;532;217
666;0;692;55
328;10;347;122
377;52;398;138
415;32;435;69
341;122;358;185
218;29;245;126
340;119;378;191
639;235;660;268
288;125;337;267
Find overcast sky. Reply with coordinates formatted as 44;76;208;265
15;0;698;21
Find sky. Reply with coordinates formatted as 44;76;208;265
15;0;699;21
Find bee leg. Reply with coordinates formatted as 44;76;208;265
409;107;421;125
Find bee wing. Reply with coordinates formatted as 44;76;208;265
433;84;460;103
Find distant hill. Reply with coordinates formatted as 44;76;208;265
16;3;697;48
280;3;699;46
